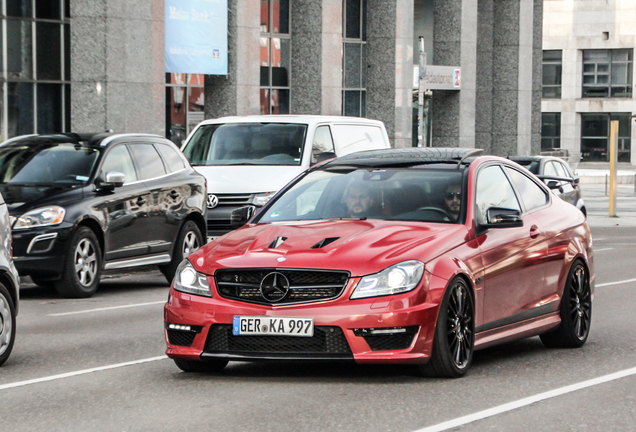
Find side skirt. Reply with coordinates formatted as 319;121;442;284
474;312;561;350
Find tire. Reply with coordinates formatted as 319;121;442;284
161;220;203;284
0;283;16;366
540;260;591;348
418;277;475;378
174;358;228;373
54;227;102;298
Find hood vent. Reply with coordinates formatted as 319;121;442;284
311;237;340;249
268;236;288;249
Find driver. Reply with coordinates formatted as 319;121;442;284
345;182;375;218
444;184;462;221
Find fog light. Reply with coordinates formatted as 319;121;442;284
353;326;417;336
166;323;202;333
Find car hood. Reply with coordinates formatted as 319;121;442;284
192;165;306;194
189;220;470;277
0;184;81;214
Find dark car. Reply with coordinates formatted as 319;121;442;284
1;133;207;298
509;156;586;216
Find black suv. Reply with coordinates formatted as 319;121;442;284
0;133;207;298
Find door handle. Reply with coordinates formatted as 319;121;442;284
529;224;540;239
136;197;146;205
169;190;180;199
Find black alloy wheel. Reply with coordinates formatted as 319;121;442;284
173;358;228;373
418;277;474;378
540;260;592;348
54;227;102;298
0;283;16;366
160;220;203;284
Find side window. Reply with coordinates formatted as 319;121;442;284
554;162;568;178
312;126;335;163
544;161;558;176
331;125;386;155
128;144;167;180
504;167;549;212
155;143;186;173
475;165;521;222
101;145;138;184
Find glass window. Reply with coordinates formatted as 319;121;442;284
7;0;32;18
581;113;631;162
155;143;186;173
165;73;204;147
541;113;561;150
542;50;562;99
475;165;520;223
8;82;34;136
504;167;548;212
128;144;167;181
36;0;61;19
544;162;557;176
101;145;138;184
37;22;62;80
37;84;62;134
7;20;33;79
312;126;335;163
582;49;633;98
342;0;367;117
260;1;291;114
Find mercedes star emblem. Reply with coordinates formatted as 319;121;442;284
207;194;219;209
260;272;290;302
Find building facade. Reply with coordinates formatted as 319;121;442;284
543;0;636;164
1;0;542;156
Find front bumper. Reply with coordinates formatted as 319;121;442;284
12;224;74;279
164;276;442;364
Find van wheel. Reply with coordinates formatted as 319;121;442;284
161;221;203;284
54;227;102;298
0;283;16;366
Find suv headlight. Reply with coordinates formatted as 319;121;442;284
252;192;276;206
351;260;424;299
13;206;66;230
173;259;211;297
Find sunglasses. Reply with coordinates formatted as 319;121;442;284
445;192;461;200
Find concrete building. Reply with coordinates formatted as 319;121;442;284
543;0;636;165
1;0;542;156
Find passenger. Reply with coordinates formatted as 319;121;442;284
345;182;375;218
444;184;462;221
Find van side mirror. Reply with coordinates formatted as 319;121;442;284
97;171;125;191
231;206;255;228
484;207;523;228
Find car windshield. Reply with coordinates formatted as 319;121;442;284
257;168;465;224
0;143;100;185
182;123;308;166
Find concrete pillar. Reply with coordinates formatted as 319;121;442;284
367;0;414;149
71;0;165;134
205;0;260;118
475;0;494;153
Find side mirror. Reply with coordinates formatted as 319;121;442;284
484;207;523;228
231;206;255;228
546;180;559;190
105;171;125;188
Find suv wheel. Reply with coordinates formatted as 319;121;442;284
161;221;203;284
55;227;102;298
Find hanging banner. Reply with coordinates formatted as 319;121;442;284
165;0;228;75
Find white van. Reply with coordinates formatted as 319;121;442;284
181;115;391;238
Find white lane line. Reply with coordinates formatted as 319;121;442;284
413;365;636;432
47;300;166;316
0;356;168;391
593;247;614;252
597;277;636;288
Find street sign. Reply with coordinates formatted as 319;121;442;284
414;65;461;90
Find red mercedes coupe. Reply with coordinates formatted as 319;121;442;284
164;148;594;378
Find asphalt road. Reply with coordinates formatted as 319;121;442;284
2;184;636;432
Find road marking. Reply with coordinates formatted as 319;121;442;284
0;356;168;391
413;365;636;432
597;277;636;288
593;247;614;252
47;300;166;316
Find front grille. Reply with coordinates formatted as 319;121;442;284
167;330;197;347
207;219;233;233
211;193;253;207
205;325;352;354
215;269;349;305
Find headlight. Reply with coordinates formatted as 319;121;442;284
173;259;211;297
252;192;276;206
351;260;424;299
13;206;66;230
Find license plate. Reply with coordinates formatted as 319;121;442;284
232;316;314;337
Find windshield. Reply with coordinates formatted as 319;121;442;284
0;143;100;185
182;123;308;166
513;160;539;174
257;168;465;224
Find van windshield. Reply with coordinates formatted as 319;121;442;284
182;123;308;166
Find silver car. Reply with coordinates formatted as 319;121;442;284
0;191;20;366
509;156;586;217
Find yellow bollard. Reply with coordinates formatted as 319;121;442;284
609;120;619;217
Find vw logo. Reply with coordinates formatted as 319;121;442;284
207;194;219;209
260;272;290;302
